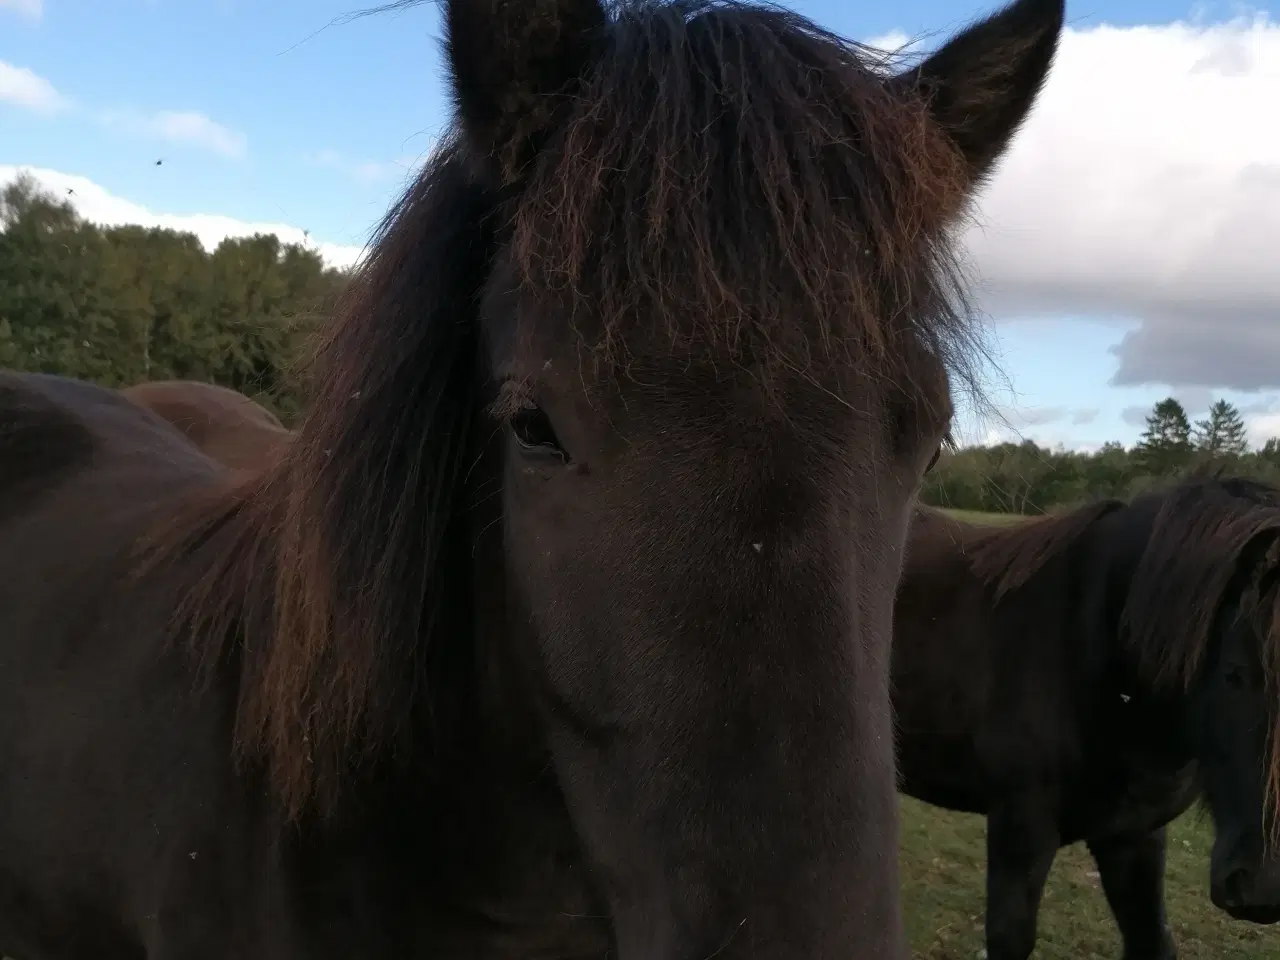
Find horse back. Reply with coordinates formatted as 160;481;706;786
0;372;287;955
121;380;292;473
4;367;221;473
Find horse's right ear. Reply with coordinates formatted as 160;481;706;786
445;0;608;185
891;0;1064;187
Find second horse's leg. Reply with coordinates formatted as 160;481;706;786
985;799;1060;960
1087;827;1177;960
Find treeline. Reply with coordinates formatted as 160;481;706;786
0;175;348;421
4;174;1278;511
925;398;1280;514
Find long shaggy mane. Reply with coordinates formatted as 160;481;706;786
137;148;493;819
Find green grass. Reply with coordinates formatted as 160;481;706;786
940;508;1028;526
904;508;1274;956
900;800;1275;958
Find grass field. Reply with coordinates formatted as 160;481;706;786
899;800;1275;958
904;508;1275;957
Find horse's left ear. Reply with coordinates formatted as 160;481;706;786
891;0;1064;186
445;0;608;184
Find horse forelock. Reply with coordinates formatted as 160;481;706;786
507;0;983;404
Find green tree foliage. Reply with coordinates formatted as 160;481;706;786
0;174;349;420
1136;397;1193;475
922;398;1280;515
1193;399;1249;459
1260;438;1280;471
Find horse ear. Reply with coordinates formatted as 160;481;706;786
891;0;1064;186
445;0;608;183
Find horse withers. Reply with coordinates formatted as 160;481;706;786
893;476;1280;960
0;0;1064;957
121;379;292;472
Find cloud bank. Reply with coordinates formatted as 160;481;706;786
892;14;1280;393
0;165;366;270
1;60;245;159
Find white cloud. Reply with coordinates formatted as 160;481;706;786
871;14;1280;391
0;165;366;270
1246;410;1280;445
303;148;413;185
98;109;247;159
0;60;244;162
1247;413;1278;445
0;61;65;113
862;31;912;58
961;417;1101;453
951;402;1102;452
0;0;42;20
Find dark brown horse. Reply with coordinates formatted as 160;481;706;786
0;0;1063;957
894;476;1280;960
121;379;292;472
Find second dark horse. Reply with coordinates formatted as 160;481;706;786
895;476;1280;960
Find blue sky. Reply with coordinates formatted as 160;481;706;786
4;0;1280;449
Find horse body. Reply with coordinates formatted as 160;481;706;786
0;373;607;960
894;483;1280;960
0;0;1065;956
895;501;1197;837
121;380;291;472
0;374;271;958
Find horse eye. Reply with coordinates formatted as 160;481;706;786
510;405;565;459
925;446;942;474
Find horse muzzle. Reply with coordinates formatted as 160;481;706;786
1211;861;1280;924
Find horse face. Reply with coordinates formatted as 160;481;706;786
481;270;949;957
1196;599;1280;924
448;0;1063;953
